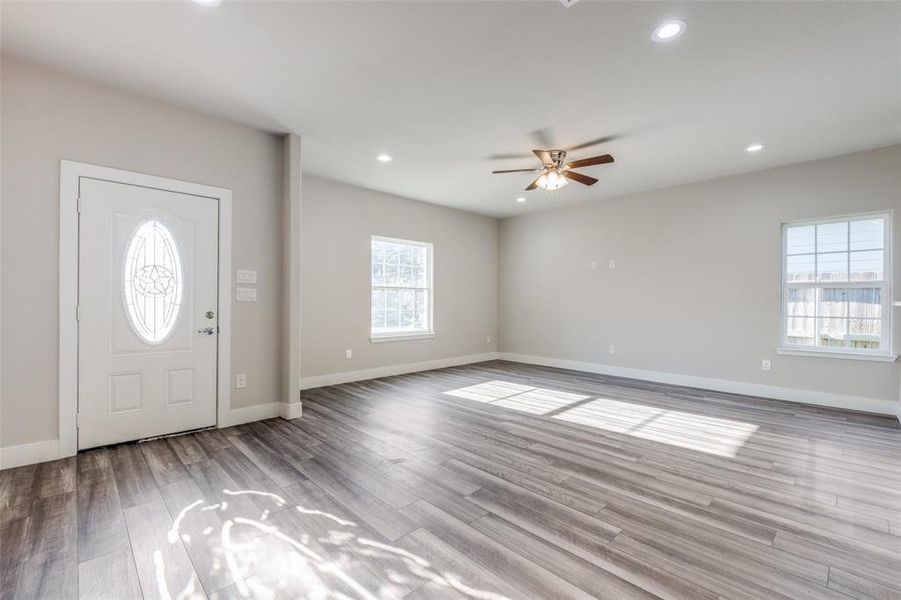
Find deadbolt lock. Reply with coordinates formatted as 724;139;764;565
205;311;216;319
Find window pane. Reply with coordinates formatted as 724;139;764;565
850;219;883;251
414;290;428;330
816;252;848;282
848;288;882;320
387;290;400;328
413;246;428;287
372;239;384;264
399;247;413;286
817;222;848;253
818;318;848;347
850;250;884;281
372;262;384;286
385;243;400;286
786;317;815;346
818;288;848;318
786;254;815;282
785;288;814;317
849;319;881;350
786;225;815;255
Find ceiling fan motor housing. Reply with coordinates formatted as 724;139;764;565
548;150;567;168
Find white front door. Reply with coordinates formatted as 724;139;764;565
78;178;219;449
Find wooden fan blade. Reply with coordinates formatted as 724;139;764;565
566;154;614;169
563;171;598;186
492;169;541;174
532;149;552;165
525;176;542;191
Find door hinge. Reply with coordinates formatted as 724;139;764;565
77;197;82;213
75;305;80;322
76;413;81;428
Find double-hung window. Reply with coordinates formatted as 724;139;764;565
780;213;894;360
370;236;433;341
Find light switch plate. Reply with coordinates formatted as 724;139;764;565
236;269;257;284
236;287;258;302
236;373;247;389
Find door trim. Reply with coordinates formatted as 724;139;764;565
59;160;232;457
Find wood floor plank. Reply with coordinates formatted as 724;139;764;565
76;451;132;563
111;443;163;509
298;457;418;541
401;499;597;600
228;433;306;487
140;439;189;487
398;527;525;600
0;517;30;597
78;549;143;600
124;500;206;600
3;359;900;600
14;491;78;600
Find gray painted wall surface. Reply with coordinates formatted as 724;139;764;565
301;175;498;379
498;145;901;406
1;57;284;447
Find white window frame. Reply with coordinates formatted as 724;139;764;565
777;211;896;362
369;235;435;343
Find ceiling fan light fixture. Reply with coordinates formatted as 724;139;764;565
537;170;568;191
651;20;686;42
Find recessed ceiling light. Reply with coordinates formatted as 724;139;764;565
192;0;222;6
516;197;526;203
651;20;686;42
377;154;393;162
745;143;766;153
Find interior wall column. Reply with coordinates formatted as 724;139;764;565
282;133;303;418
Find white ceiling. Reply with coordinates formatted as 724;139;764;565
2;1;899;217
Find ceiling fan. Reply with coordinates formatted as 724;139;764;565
492;149;614;191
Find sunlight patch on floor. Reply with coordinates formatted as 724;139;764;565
443;380;589;415
553;397;758;457
155;488;512;600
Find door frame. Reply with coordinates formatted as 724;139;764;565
59;160;232;457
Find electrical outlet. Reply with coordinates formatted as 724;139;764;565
345;348;352;359
761;359;772;371
608;345;616;355
236;373;247;389
609;259;616;270
486;335;492;344
590;261;597;271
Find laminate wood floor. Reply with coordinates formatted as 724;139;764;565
2;360;900;599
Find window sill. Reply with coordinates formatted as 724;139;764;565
370;332;435;344
775;347;898;363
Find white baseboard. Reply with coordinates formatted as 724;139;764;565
498;352;900;417
0;438;60;470
2;402;304;470
221;402;284;427
281;401;303;420
301;352;500;390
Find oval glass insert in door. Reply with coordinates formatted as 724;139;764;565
122;219;184;344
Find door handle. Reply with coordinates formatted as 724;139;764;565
197;327;217;336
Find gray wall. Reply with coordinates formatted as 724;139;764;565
1;57;284;448
301;175;497;379
499;145;901;408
